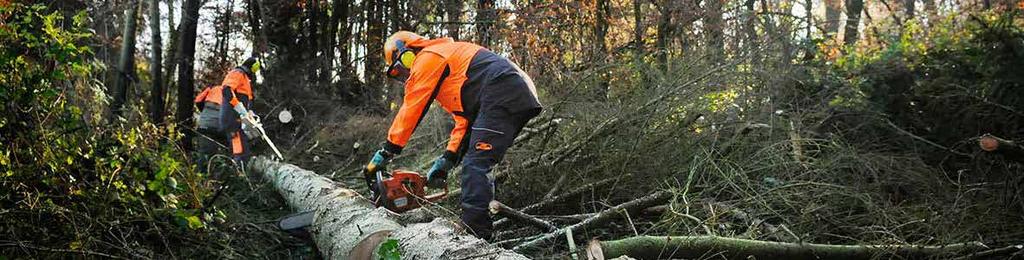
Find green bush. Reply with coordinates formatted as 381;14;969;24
0;3;213;257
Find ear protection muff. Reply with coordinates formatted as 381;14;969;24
396;40;416;68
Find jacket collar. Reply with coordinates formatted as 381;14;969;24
406;37;454;49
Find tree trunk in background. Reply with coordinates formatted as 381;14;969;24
706;0;725;60
923;0;937;20
365;0;385;105
825;0;842;37
445;0;462;39
324;0;338;88
595;0;609;100
307;0;320;85
176;0;200;152
744;0;757;58
246;0;264;56
476;0;495;48
336;0;351;82
655;2;671;71
633;0;644;54
844;0;864;47
112;0;140;119
248;157;530;259
905;0;916;17
149;0;164;124
164;0;178;94
805;0;813;39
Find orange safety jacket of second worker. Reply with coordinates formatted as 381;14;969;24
384;38;485;155
194;68;254;108
194;68;255;156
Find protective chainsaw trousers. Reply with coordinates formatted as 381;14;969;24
460;106;540;241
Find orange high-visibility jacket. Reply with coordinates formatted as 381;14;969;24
194;69;254;107
386;38;484;154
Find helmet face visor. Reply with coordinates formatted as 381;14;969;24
386;57;411;82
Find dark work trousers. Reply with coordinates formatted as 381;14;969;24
460;107;539;241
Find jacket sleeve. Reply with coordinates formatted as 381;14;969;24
445;114;470;155
384;52;449;154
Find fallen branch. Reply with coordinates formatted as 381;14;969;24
514;118;564;144
513;191;672;251
490;201;558;232
248;157;527;259
585;236;989;260
494;176;623;230
521;175;627;214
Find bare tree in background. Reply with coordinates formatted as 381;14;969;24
825;0;842;37
112;0;140;119
844;0;864;46
446;0;462;39
150;0;164;124
165;0;178;92
476;0;495;48
176;0;201;152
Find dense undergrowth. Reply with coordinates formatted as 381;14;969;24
0;4;306;258
2;1;1023;259
479;11;1024;258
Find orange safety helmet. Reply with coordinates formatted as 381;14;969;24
384;31;425;81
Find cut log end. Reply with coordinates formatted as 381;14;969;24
980;134;1001;152
586;239;605;260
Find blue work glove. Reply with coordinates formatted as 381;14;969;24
426;154;456;189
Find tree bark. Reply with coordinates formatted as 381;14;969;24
247;157;529;259
586;236;988;260
176;0;200;152
843;0;864;47
149;0;164;124
112;0;140;119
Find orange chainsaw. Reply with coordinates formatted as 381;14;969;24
369;169;448;213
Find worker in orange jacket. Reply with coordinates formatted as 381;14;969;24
364;31;542;240
194;57;261;168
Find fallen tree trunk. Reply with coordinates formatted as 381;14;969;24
248;157;529;259
585;236;988;260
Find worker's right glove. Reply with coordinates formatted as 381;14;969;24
426;153;456;189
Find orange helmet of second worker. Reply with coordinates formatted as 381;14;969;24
384;31;426;66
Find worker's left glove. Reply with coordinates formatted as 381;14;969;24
426;153;456;189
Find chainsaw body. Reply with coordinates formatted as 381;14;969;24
372;170;447;213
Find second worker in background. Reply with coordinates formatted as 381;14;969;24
363;31;542;240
